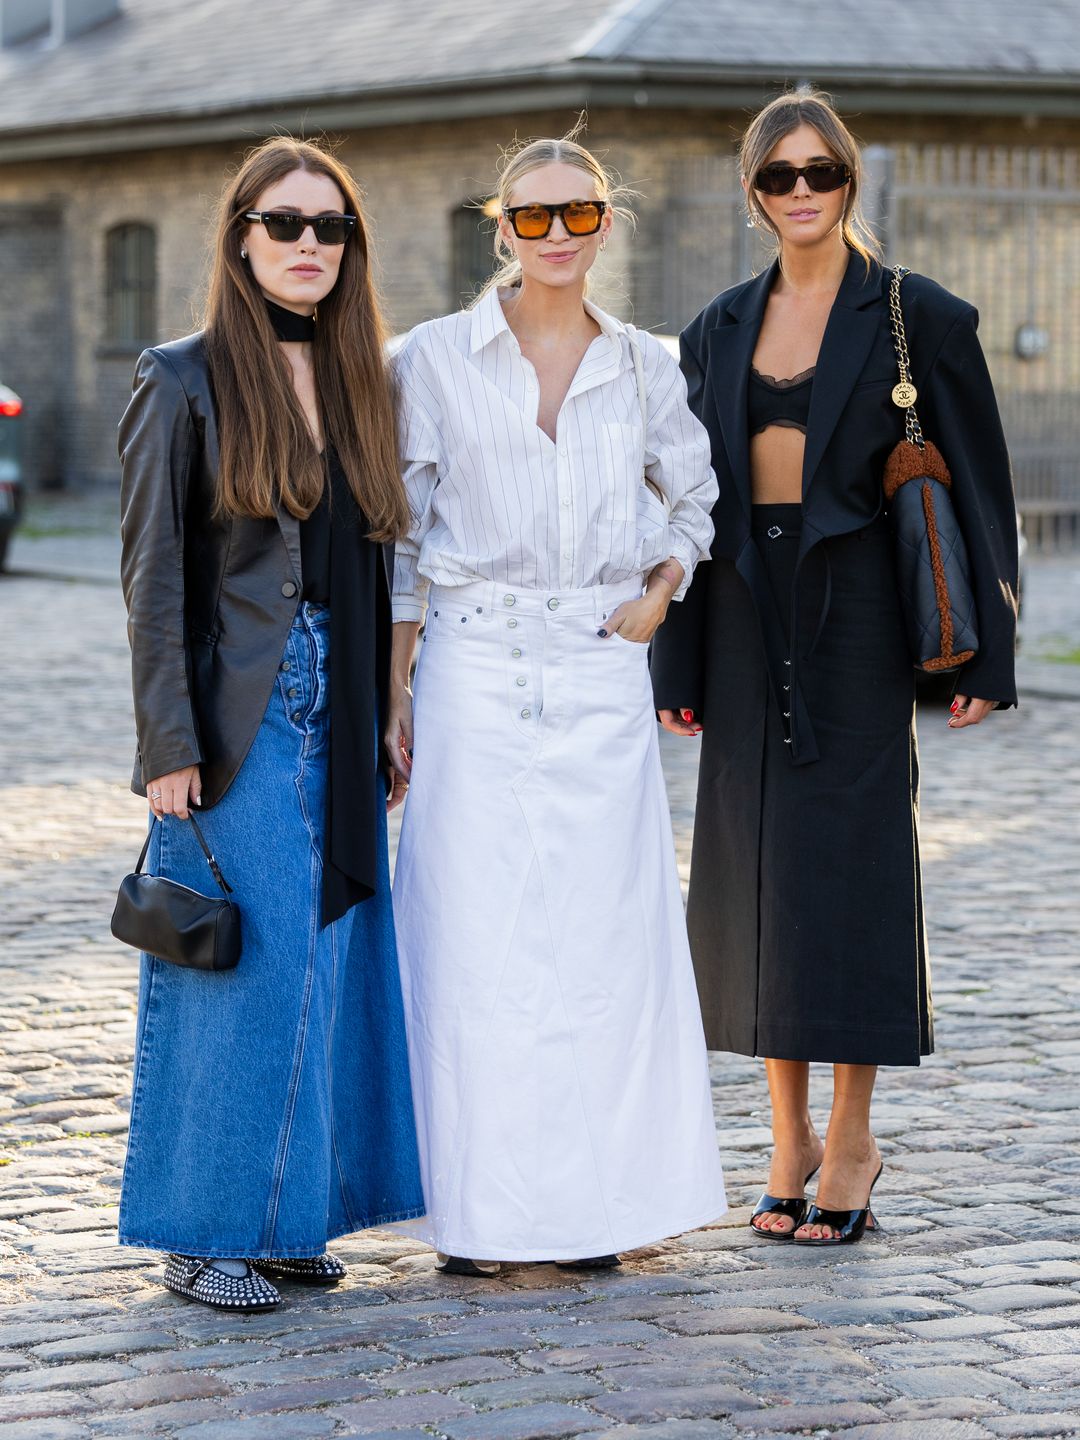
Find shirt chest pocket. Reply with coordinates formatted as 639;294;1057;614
599;422;643;531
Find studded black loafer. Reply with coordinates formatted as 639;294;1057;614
163;1255;281;1310
252;1253;346;1286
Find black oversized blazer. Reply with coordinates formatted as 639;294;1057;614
651;253;1019;756
118;332;394;806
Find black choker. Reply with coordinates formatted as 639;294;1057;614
265;299;316;342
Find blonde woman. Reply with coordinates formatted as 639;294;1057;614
386;130;726;1273
652;91;1017;1244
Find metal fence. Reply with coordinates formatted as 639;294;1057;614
658;145;1080;550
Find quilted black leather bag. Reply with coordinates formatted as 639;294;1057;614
111;813;241;971
883;267;979;673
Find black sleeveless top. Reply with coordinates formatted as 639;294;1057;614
748;365;815;437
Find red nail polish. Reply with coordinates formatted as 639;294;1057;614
949;700;958;713
681;709;694;722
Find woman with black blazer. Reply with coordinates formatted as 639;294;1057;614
651;91;1018;1244
117;137;423;1307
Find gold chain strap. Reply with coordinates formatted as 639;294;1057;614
889;266;925;449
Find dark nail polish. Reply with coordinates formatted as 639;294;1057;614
597;628;607;637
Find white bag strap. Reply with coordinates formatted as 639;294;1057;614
627;326;667;508
629;325;648;432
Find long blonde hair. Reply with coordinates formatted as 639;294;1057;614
476;118;636;303
203;136;409;540
740;89;881;269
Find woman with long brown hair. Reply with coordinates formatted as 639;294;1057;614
652;91;1017;1244
117;136;423;1309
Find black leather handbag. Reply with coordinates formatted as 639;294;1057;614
111;813;241;971
883;267;979;673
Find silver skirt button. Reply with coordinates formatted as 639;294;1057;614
504;594;516;607
546;597;560;611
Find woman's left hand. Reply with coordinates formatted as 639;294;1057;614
598;592;668;645
948;695;997;729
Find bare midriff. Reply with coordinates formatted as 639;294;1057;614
750;425;806;505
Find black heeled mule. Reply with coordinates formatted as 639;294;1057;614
749;1164;821;1240
793;1162;883;1246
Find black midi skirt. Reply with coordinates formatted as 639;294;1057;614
687;504;933;1066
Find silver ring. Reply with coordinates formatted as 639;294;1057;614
150;791;162;798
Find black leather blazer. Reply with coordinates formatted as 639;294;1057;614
118;332;392;805
651;253;1019;754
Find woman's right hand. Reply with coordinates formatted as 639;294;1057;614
658;708;702;738
146;765;201;820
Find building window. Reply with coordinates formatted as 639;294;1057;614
450;202;495;307
105;223;156;345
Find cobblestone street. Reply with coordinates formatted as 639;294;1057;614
2;520;1080;1440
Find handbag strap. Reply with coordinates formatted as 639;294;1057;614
629;326;648;431
628;327;668;508
134;812;234;896
888;266;927;451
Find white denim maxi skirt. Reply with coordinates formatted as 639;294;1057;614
393;579;726;1261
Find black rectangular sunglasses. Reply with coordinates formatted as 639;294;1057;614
245;210;357;245
502;200;607;239
752;162;851;196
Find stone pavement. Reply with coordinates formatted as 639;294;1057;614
2;511;1080;1439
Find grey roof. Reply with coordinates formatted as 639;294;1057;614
1;0;1078;152
603;0;1080;78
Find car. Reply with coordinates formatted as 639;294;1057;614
0;381;25;570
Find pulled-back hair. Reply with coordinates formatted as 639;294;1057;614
203;135;409;540
476;117;636;303
740;89;881;269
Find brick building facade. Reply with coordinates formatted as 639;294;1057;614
2;0;1079;538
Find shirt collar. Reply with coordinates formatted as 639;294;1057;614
469;284;626;355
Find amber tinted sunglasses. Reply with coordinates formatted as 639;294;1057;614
244;210;357;244
502;200;607;239
752;162;851;196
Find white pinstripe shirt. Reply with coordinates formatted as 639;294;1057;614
391;286;717;622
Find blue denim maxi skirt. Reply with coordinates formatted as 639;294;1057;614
119;604;425;1258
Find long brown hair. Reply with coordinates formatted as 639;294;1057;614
740;89;881;270
203;136;409;540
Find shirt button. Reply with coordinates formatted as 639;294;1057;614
511;648;522;658
288;687;299;698
503;594;516;607
281;580;297;598
520;708;531;719
507;618;518;629
280;661;291;672
547;597;560;611
516;676;527;686
563;551;572;562
562;497;571;507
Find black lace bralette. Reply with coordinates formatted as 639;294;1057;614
748;365;815;437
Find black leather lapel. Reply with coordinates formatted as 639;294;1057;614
801;257;884;501
275;503;302;585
